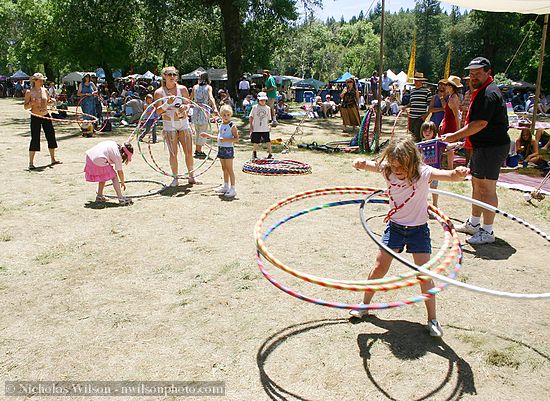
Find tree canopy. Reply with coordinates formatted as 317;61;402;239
1;0;548;91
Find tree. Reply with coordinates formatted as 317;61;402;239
414;0;443;79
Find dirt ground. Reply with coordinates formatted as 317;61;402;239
1;97;549;401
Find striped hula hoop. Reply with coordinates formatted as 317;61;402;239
255;187;462;291
243;159;312;176
28;108;98;124
256;191;463;310
360;188;550;299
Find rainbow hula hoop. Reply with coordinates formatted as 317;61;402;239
360;188;550;299
255;187;461;291
243;159;312;176
75;93;113;132
256;189;463;310
28;108;98;124
131;96;218;179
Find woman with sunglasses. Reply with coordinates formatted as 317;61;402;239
154;66;197;186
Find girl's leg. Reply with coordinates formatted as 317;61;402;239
220;159;230;185
266;141;273;154
97;181;106;196
111;176;123;199
226;159;235;186
413;253;436;321
361;249;394;304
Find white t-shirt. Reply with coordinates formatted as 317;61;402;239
238;80;250;90
384;164;433;226
86;140;123;170
250;104;271;132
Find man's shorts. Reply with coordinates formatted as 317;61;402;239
382;221;431;254
267;98;276;110
251;132;270;144
470;143;510;180
217;146;234;159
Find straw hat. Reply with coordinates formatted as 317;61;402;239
31;72;47;81
442;75;463;89
413;72;427;81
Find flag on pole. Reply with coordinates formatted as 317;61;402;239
407;31;416;82
444;46;452;79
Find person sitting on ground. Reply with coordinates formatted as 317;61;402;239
389;95;400;115
516;127;542;165
313;95;324;118
322;95;338;118
124;94;144;124
276;99;293;120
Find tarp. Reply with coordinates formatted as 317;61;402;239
10;70;29;80
293;78;326;91
139;71;160;81
331;72;353;83
180;67;206;80
444;0;550;14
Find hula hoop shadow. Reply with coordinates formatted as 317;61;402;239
355;317;476;400
257;319;348;401
256;318;476;401
103;179;169;199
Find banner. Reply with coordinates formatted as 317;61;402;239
407;32;416;82
444;46;452;79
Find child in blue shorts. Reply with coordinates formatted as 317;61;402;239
350;137;470;337
200;105;239;198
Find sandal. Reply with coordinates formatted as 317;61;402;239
28;164;36;170
118;197;133;206
95;194;107;202
51;160;63;165
188;177;202;185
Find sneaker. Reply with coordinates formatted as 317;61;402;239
427;319;443;337
271;120;278;127
267;153;273;159
224;188;236;198
169;178;179;187
215;185;229;194
95;194;107;202
455;220;480;235
466;228;495;245
349;305;370;319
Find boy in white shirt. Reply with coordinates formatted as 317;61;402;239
249;92;273;159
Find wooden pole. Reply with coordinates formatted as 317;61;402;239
531;14;548;134
375;0;385;152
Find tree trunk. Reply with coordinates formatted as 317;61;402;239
219;0;242;99
103;65;115;93
43;62;55;84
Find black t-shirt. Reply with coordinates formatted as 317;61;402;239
469;82;510;148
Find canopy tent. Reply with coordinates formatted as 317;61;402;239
386;69;399;82
138;71;161;81
10;70;30;80
206;68;228;81
62;71;96;83
443;0;550;14
331;72;353;83
180;67;206;80
292;78;326;91
276;75;301;85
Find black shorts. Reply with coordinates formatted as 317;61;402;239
470;143;510;180
251;132;270;144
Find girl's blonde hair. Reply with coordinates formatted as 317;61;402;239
377;138;422;183
219;104;233;116
161;66;178;88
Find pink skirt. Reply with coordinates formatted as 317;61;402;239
84;156;116;182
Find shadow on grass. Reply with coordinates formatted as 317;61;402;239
257;317;475;401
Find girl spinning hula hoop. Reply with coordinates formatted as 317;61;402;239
351;137;470;337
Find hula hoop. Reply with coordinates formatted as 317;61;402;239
255;187;461;291
131;96;218;179
360;188;550;299
103;179;169;199
75;93;113;133
256;190;463;310
28;108;98;124
390;109;405;141
243;159;312;176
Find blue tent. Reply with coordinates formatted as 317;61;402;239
10;70;30;80
331;72;353;83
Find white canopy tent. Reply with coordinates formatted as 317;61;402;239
62;71;96;84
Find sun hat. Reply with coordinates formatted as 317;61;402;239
257;91;268;100
464;57;491;70
413;72;427;81
31;72;47;81
441;75;463;89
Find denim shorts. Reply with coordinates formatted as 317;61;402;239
382;221;431;254
217;146;234;159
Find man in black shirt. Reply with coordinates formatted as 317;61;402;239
443;57;510;245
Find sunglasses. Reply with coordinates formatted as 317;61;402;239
165;73;178;77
